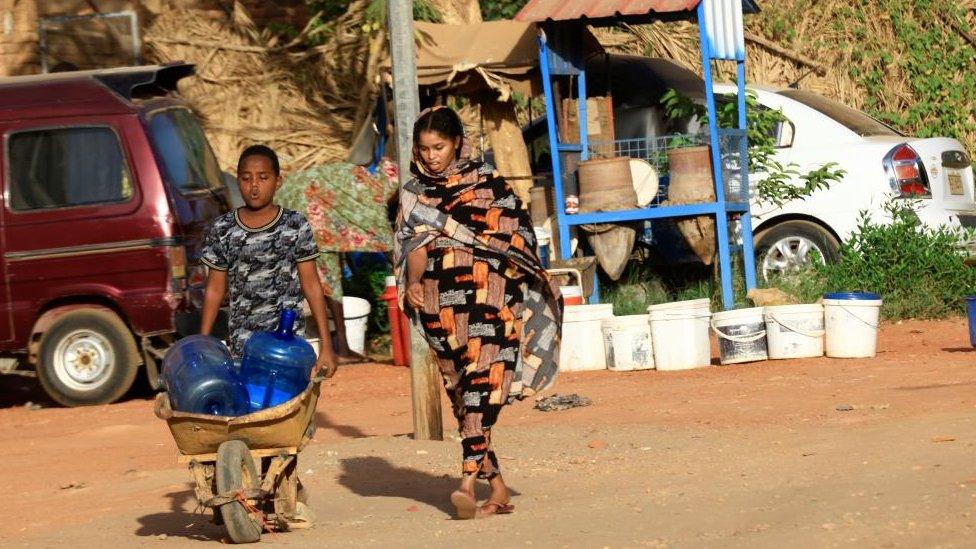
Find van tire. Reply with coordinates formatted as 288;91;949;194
36;309;140;407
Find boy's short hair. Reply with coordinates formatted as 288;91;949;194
238;144;280;176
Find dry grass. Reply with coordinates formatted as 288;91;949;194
144;1;357;173
596;1;976;150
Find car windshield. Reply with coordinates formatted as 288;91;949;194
778;89;903;137
146;108;225;193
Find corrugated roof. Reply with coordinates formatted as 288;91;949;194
515;0;759;22
514;0;701;22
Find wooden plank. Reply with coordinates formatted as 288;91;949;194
409;323;443;441
177;446;298;464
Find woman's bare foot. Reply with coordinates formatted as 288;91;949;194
475;474;514;518
450;475;478;519
487;474;510;505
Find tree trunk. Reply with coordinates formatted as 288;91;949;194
430;0;482;24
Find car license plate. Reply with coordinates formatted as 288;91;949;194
948;172;964;195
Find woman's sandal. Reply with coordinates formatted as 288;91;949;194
475;500;515;519
450;490;478;520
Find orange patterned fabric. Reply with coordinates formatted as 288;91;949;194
394;153;562;478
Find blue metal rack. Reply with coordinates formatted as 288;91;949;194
535;1;758;309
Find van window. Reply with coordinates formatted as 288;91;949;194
147;109;224;194
8;126;133;211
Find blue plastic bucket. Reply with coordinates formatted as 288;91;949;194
823;292;882;301
966;296;976;347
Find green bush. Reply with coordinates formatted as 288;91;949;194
772;201;976;320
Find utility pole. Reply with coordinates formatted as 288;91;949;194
388;0;443;441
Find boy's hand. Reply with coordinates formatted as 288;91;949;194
406;281;424;309
315;351;338;379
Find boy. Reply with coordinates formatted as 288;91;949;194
199;144;337;377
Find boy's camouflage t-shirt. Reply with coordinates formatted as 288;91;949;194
200;207;320;355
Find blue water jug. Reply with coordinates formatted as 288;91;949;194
162;335;250;416
240;309;317;412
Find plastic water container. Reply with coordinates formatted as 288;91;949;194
601;314;654;371
648;299;712;370
560;286;584;306
823;292;882;358
342;296;372;355
711;307;768;365
240;309;317;412
967;296;976;347
559;304;614;371
764;304;824;359
162;335;250;416
533;227;551;268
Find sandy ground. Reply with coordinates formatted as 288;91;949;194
1;318;975;548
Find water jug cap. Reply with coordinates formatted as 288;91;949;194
276;309;298;339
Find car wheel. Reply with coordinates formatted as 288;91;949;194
36;309;140;407
755;220;840;282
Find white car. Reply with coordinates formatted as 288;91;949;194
714;84;976;279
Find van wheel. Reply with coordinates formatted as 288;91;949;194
755;220;840;282
36;309;139;407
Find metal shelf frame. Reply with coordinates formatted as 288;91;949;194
536;1;759;309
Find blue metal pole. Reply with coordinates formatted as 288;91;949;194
698;2;735;310
537;31;571;261
737;59;758;290
577;65;589;162
575;39;600;303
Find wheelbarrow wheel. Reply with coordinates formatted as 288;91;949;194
216;440;263;543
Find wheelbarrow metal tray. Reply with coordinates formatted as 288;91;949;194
154;380;321;457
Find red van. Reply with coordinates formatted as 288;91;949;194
0;63;230;406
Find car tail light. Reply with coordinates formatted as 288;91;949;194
884;144;931;197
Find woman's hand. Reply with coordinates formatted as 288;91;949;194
406;281;424;309
315;350;338;379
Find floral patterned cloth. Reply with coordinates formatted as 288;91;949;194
277;160;399;298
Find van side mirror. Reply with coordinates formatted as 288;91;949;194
221;171;244;208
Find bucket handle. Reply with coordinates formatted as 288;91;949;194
651;311;712;321
765;314;825;338
830;303;880;330
710;319;766;342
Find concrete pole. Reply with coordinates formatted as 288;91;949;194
388;0;443;441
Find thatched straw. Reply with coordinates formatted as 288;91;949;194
597;0;976;152
144;2;354;174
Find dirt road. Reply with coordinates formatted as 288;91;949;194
1;319;974;547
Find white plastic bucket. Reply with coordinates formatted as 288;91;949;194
559;304;614;371
711;307;768;365
342;296;371;355
648;299;712;370
764;304;824;360
823;293;882;358
601;314;654;371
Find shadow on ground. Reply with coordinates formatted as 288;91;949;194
338;456;520;518
315;411;370;439
135;486;225;541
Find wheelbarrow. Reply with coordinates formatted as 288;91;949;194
154;377;323;543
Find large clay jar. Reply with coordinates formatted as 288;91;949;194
666;146;717;265
576;157;638;280
577;156;637;213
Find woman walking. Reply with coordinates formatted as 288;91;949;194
394;107;562;519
